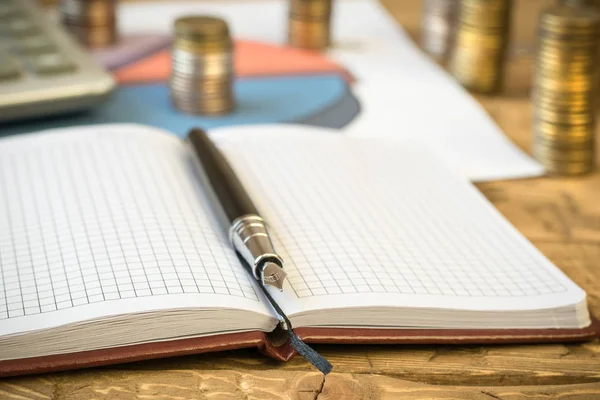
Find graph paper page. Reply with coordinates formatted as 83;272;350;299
0;125;271;337
212;125;586;316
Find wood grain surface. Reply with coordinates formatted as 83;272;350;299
4;0;600;399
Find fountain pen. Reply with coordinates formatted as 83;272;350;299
187;128;287;291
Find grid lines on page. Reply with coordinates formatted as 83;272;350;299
222;138;568;299
0;130;258;320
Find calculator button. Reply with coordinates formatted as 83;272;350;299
8;19;39;36
0;24;10;38
17;36;56;54
0;56;21;81
31;53;76;75
0;3;20;20
0;39;10;51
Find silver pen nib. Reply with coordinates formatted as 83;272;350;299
262;262;287;291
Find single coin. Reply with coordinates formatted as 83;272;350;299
175;16;230;40
539;5;600;29
534;136;595;151
289;0;332;17
64;23;117;48
533;148;595;164
534;119;597;133
288;16;331;50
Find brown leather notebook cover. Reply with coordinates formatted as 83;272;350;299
2;317;598;378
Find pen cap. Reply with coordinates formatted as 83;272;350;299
187;128;259;219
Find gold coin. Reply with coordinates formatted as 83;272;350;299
534;73;596;83
172;98;235;114
544;163;595;176
534;72;596;86
535;77;597;92
288;17;331;50
289;0;332;17
533;136;596;152
534;118;596;132
534;127;597;140
535;60;597;72
535;61;597;73
534;138;596;150
170;87;233;98
454;31;506;50
534;101;594;115
537;41;598;52
64;23;117;48
535;150;595;162
545;165;595;176
537;48;599;59
533;127;596;143
537;45;599;57
534;144;594;160
171;98;235;109
169;83;233;96
534;104;594;117
539;155;596;175
536;152;594;164
170;74;233;85
174;39;233;54
459;17;510;30
175;16;230;40
534;108;595;124
171;94;235;105
534;129;597;141
533;86;594;100
459;0;511;29
538;34;599;44
171;88;234;99
539;5;600;29
534;60;597;72
538;28;600;38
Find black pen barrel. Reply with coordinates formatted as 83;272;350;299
187;128;259;222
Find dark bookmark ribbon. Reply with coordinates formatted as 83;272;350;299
258;279;333;375
236;255;333;375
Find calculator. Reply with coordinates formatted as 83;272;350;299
0;0;115;123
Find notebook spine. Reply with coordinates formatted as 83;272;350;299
0;331;276;378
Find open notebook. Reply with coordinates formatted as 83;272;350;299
0;124;596;377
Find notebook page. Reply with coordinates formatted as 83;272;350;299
0;124;272;337
211;125;586;317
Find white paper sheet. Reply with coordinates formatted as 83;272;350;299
116;0;544;182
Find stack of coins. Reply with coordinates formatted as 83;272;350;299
448;0;512;93
532;5;600;176
421;0;458;63
288;0;333;50
59;0;118;48
170;16;235;116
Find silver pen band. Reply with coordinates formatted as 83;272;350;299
229;214;283;279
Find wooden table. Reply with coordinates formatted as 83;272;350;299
3;1;600;398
